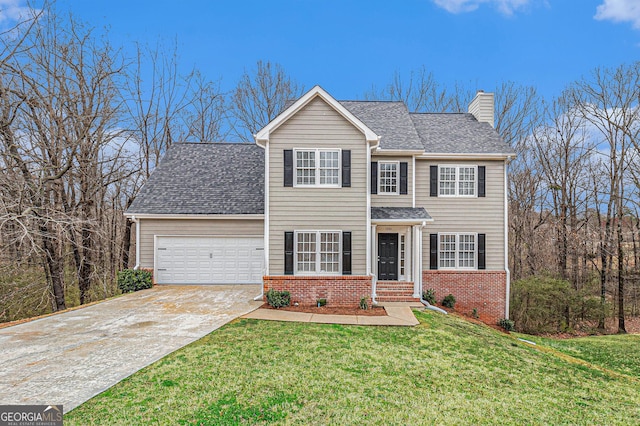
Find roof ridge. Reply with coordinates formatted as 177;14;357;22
409;112;472;116
174;141;257;146
339;100;406;104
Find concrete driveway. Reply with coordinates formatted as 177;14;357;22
0;285;262;412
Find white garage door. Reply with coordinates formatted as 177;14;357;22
155;236;264;284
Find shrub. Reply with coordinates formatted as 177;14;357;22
359;297;368;310
266;289;290;308
472;308;479;319
498;318;515;332
422;288;436;305
117;269;153;293
442;294;456;309
316;298;327;307
510;275;606;334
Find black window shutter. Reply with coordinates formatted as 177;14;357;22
284;231;294;275
342;231;352;275
400;162;408;195
478;233;486;270
430;165;438;197
430;234;438;270
342;150;351;187
371;162;378;194
478;166;486;197
284;150;293;187
284;149;293;186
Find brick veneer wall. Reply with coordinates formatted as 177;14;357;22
264;275;372;307
423;271;507;323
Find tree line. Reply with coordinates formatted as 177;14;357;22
0;5;302;320
1;5;639;334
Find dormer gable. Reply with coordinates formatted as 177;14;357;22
255;85;380;147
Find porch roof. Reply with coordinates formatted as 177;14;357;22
371;207;433;223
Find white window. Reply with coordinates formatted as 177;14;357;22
379;161;399;194
296;232;317;273
439;233;476;269
439;166;476;197
295;231;341;274
295;149;340;186
400;234;406;276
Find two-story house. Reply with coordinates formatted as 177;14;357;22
126;86;515;322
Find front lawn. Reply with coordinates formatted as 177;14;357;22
66;311;640;425
514;332;640;378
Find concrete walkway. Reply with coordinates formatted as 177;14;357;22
0;285;262;413
243;302;421;326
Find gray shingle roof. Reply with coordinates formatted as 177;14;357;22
339;101;424;151
127;143;264;215
371;207;432;221
410;113;516;155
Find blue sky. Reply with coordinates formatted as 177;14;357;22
3;0;640;101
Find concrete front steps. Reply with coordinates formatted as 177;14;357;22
375;281;421;303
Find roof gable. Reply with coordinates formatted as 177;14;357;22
255;85;380;146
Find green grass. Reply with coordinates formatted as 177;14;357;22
66;311;640;425
514;332;640;378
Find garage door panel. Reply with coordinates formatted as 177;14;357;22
156;236;264;284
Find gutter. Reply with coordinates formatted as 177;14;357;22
132;215;140;270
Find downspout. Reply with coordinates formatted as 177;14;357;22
421;299;448;315
419;219;446;314
504;156;512;319
368;145;374;304
255;137;268;302
132;215;140;270
415;220;427;298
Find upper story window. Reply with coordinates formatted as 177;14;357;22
378;161;399;194
439;166;476;197
295;149;340;187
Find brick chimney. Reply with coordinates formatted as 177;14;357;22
468;90;494;128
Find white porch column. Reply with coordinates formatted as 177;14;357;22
371;225;377;298
412;224;422;298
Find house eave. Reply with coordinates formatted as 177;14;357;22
371;218;434;225
123;213;265;220
417;152;515;160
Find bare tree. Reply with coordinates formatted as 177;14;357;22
231;60;303;141
0;4;131;309
570;63;640;333
363;66;463;112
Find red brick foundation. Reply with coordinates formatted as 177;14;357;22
423;271;507;323
264;275;372;307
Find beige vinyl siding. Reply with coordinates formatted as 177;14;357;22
138;218;264;269
416;159;506;270
371;155;413;207
268;97;368;274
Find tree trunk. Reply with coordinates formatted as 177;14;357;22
617;215;626;333
40;222;66;311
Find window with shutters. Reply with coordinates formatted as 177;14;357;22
294;149;340;187
378;161;399;194
438;233;476;269
295;231;341;274
438;165;477;197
